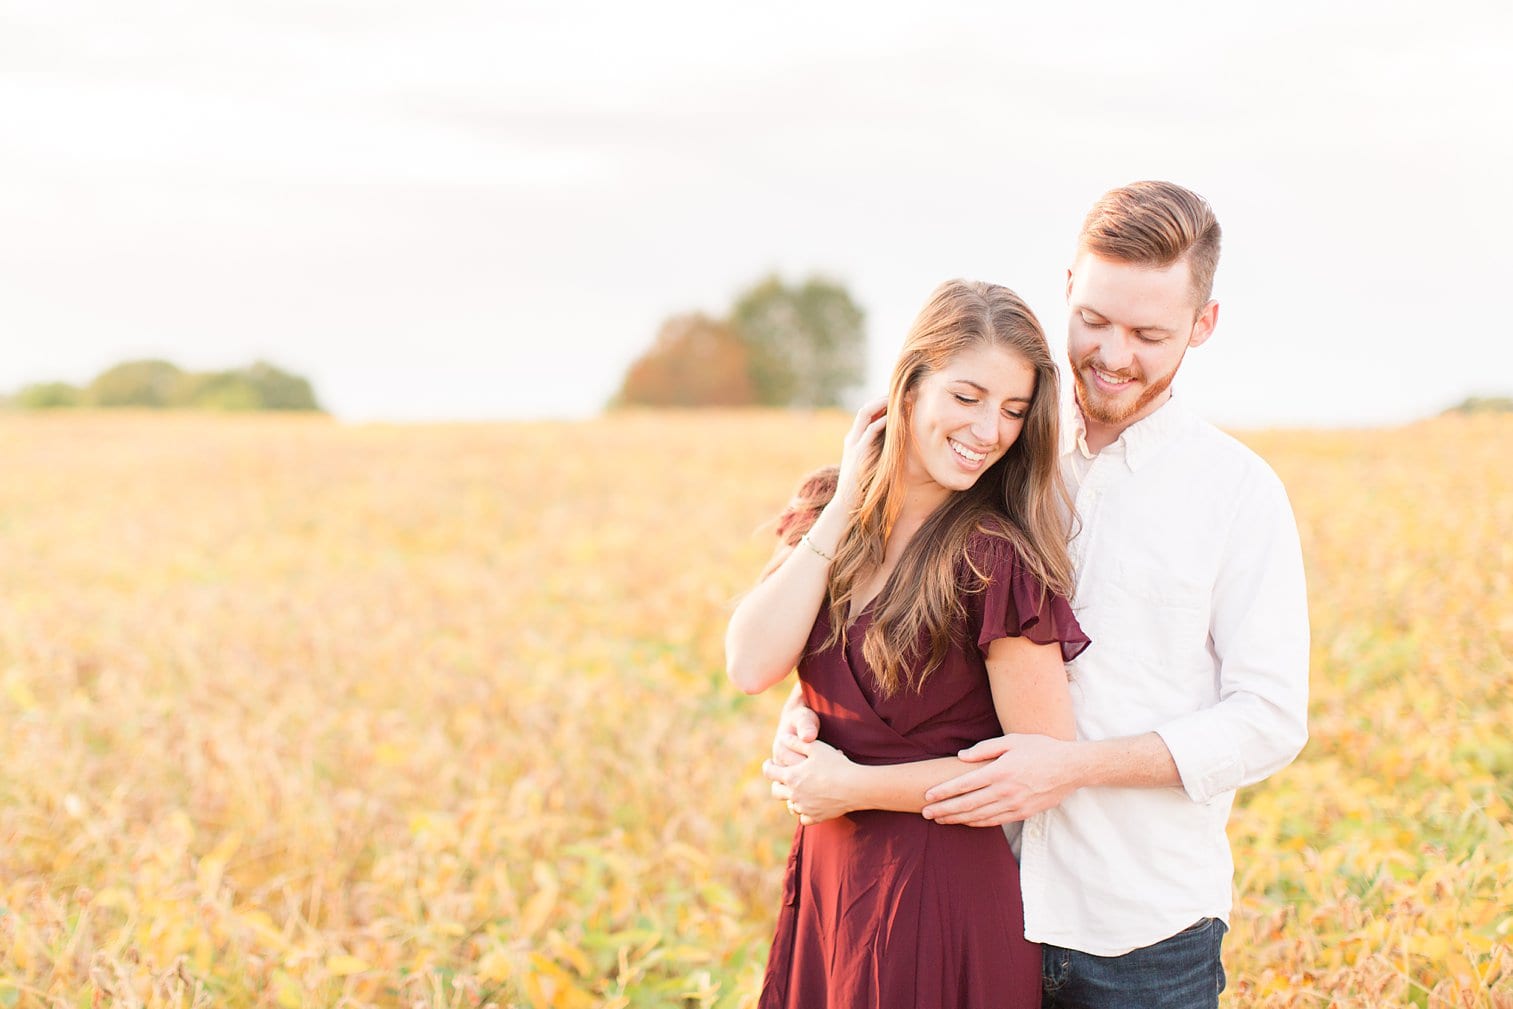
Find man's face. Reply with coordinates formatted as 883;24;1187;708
1065;252;1217;430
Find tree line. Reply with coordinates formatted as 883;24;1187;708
614;274;866;408
5;359;322;412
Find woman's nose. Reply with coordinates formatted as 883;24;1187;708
971;412;997;444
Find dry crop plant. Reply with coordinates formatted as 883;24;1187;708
0;411;1506;1008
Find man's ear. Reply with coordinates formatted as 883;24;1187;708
1064;268;1075;302
1189;300;1219;349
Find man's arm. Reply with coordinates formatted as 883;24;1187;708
770;682;814;767
1148;467;1310;802
920;731;1178;826
924;465;1309;824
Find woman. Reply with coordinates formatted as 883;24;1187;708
726;280;1089;1009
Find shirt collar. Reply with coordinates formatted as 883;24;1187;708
1062;393;1193;471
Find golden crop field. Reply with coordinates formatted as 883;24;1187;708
0;410;1508;1009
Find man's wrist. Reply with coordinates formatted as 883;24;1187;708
1063;733;1181;791
1074;739;1104;788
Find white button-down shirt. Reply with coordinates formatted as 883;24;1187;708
1017;395;1310;956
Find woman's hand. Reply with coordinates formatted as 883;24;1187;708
833;396;889;514
764;738;859;826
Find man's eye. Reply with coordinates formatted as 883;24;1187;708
1081;316;1107;328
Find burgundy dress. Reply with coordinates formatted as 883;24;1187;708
759;530;1090;1009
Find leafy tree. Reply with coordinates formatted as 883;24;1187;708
14;382;82;409
1444;395;1513;415
177;371;264;410
729;276;865;408
615;314;756;407
240;360;321;410
85;359;186;407
8;358;322;411
179;361;321;411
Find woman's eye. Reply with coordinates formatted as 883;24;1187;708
1004;410;1025;420
953;394;977;405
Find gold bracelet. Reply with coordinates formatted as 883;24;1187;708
799;531;835;563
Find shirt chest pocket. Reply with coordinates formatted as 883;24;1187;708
1113;559;1210;610
1107;560;1212;657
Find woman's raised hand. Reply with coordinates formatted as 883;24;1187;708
834;396;889;513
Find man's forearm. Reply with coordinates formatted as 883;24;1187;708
1070;732;1182;790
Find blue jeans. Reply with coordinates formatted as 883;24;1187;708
1041;917;1228;1009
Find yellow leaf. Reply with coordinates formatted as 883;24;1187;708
240;909;291;952
196;830;241;897
477;948;513;985
545;931;592;976
326;954;370;976
1418;934;1452;962
519;864;560;937
1446;951;1477;983
527;953;597;1009
272;970;304;1009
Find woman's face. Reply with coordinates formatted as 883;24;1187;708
902;342;1037;497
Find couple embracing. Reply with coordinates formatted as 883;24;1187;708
726;181;1310;1009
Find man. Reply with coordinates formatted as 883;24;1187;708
765;180;1310;1008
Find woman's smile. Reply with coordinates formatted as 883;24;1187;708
948;437;991;469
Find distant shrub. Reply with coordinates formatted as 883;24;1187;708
611;274;866;410
614;314;756;407
1444;395;1513;415
177;362;321;411
14;382;83;409
8;359;322;412
86;359;186;407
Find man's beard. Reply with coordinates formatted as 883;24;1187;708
1070;350;1183;427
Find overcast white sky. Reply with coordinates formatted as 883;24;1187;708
2;0;1509;426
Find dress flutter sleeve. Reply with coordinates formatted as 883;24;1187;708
970;534;1090;663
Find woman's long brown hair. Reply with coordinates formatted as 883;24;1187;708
803;280;1076;697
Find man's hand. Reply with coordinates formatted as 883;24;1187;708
921;734;1083;827
763;738;856;825
771;700;819;768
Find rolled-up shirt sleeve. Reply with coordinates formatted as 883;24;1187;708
1155;468;1311;804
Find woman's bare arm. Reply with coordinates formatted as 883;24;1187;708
725;399;886;695
984;633;1075;741
768;634;1073;822
724;504;849;695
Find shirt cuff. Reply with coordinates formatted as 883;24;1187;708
1155;714;1243;804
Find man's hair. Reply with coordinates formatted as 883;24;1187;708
1078;181;1222;308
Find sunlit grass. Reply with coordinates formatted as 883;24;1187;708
0;410;1507;1007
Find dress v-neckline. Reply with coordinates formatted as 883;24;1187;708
846;589;883;628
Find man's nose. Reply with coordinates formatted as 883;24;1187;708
1098;331;1134;371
